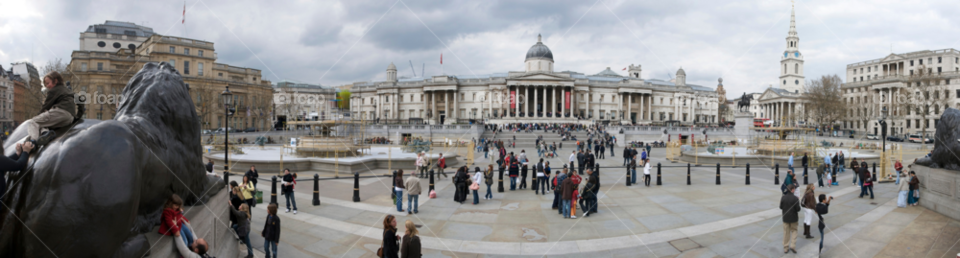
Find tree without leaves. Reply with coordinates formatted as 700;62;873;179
897;65;950;150
802;75;845;132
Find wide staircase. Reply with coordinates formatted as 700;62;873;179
482;129;592;149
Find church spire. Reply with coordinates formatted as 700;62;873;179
788;1;797;38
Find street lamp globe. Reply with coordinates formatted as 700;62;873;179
221;86;233;106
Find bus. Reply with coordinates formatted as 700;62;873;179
754;118;772;127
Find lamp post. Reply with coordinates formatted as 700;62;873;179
221;86;234;176
879;106;888;180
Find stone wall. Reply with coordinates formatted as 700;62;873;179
913;165;960;221
144;188;237;258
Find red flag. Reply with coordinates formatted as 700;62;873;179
622;67;627;71
182;2;185;24
440;53;443;64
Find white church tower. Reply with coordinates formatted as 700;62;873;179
779;4;805;93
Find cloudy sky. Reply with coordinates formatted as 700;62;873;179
2;0;960;98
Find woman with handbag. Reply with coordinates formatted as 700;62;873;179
379;215;400;258
908;171;920;206
471;167;483;205
241;175;256;216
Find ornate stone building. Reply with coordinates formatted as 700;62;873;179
350;34;719;125
755;4;806;126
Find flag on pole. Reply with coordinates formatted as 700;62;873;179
182;2;186;24
622;67;626;71
440;53;443;64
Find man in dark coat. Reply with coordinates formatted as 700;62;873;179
577;150;586;175
245;165;259;188
780;184;800;254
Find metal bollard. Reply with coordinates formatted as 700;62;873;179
687;163;691;185
223;171;229;183
429;169;435;192
595;164;600;176
498;166;505;193
745;163;751;185
656;163;662;186
803;166;809;185
716;163;721;185
872;163;877;181
626;165;632;186
352;172;361;202
270;176;278;204
774;163;780;185
391;170;398;201
312;174;320;206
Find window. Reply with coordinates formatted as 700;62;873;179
948;79;951;85
906;120;911;128
198;50;204;57
938;67;942;73
853;69;857;75
938;57;942;63
956;89;959;98
919;59;923;65
169;46;175;53
910;70;914;76
794;64;798;74
198;63;203;76
218;72;223;77
910;60;914;66
183;61;190;74
81;63;87;71
868;67;871;72
184;48;190;55
97;62;103;71
860;68;863;73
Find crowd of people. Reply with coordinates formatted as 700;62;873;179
365;137;392;144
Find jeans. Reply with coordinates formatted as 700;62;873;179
510;177;516;190
552;189;560;208
485;184;493;199
839;164;845;173
395;190;403;211
819;229;825;254
240;230;252;256
562;200;571;218
623;157;629;166
644;174;651;186
908;189;918;204
473;190;479;204
284;191;298;211
484;151;488;159
180;224;194;248
860;184;874;198
264;240;278;258
631;169;637;184
407;194;419;213
537;177;547;194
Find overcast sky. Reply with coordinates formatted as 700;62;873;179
2;0;960;98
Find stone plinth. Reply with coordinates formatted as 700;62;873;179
913;165;960;221
734;112;753;141
144;188;237;258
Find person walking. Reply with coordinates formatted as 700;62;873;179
816;164;825;188
484;164;495;199
561;170;575;219
245;165;260;189
400;220;422;258
802;184;816;239
582;170;597;217
801;152;808;169
483;144;489;160
897;171;910;208
437;153;448;178
859;165;874;199
405;170;421;214
508;160;520;191
629;158;638;185
519;163;528;190
380;215;400;258
643;158;652;187
472;167;483;205
569;150;577;172
261;204;281;258
416;152;426;178
816;194;832;255
908;171;920;206
787;152;794;171
623;147;630;166
281;169;298;214
394;170;406;212
535;159;545;194
780;184;800;254
577;150;586;175
851;157;860;184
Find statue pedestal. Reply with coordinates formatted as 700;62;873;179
913;165;960;221
734;112;753;142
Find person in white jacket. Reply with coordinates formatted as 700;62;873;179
472;168;484;205
569;151;577;172
643;159;652;187
416;152;427;178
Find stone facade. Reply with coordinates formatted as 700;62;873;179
755;5;807;127
349;36;719;125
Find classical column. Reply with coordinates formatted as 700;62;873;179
514;86;520;118
533;86;538;118
561;87;566;118
587;92;592;119
626;93;633;123
639;94;644;121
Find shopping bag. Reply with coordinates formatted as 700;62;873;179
255;190;264;204
429;190;437;199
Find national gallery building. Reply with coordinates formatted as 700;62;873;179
349;35;720;125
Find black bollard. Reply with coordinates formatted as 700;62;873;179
595;164;600;176
687;163;691;185
656;163;662;186
626;165;631;186
270;176;278;204
353;172;361;202
774;163;780;185
716;163;721;185
498;165;505;193
312;174;320;206
429;169;435;192
803;166;809;185
223;171;229;183
391;170;397;201
872;163;877;181
746;163;751;185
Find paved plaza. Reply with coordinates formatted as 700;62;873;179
235;132;960;258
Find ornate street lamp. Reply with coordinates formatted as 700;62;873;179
221;86;234;176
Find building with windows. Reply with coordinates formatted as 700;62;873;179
80;21;155;53
755;5;807;127
9;62;42;126
0;65;14;132
841;48;960;137
273;81;339;128
68;28;273;131
350;34;719;125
